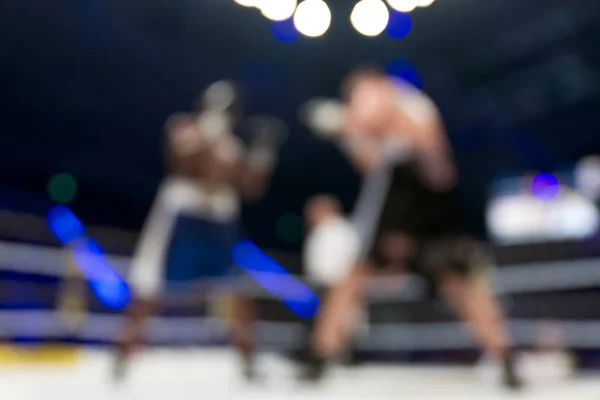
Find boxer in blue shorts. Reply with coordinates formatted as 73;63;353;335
114;81;281;381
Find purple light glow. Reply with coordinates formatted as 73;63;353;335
531;173;560;201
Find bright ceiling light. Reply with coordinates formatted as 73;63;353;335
234;0;261;7
260;0;298;21
414;0;435;7
386;0;417;12
351;0;390;37
294;0;332;38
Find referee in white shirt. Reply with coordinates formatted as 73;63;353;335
298;195;361;380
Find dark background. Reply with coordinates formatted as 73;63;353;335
1;0;599;251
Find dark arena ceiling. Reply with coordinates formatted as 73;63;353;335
0;0;599;246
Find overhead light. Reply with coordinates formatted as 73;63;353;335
294;0;332;38
351;0;390;37
414;0;435;7
234;0;261;7
386;0;417;12
260;0;298;21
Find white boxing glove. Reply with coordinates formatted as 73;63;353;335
202;80;238;112
300;98;345;139
196;110;233;143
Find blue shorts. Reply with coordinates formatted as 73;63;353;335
163;214;240;283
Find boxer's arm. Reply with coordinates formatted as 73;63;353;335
302;100;384;174
236;146;276;201
392;94;457;191
338;135;384;175
339;114;389;174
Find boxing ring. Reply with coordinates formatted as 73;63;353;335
0;238;599;399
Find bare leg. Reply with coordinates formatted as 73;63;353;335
313;265;369;359
113;296;157;383
440;274;522;389
230;294;257;379
440;274;510;357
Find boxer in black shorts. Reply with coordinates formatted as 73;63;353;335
310;67;523;389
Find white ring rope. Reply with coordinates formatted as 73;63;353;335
0;241;599;299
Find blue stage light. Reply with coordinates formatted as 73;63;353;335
232;240;319;319
531;173;560;201
272;17;300;42
386;11;412;39
47;205;130;310
72;237;131;310
47;205;85;244
386;59;423;89
92;278;130;310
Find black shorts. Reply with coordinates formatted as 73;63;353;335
362;157;492;280
369;234;491;281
